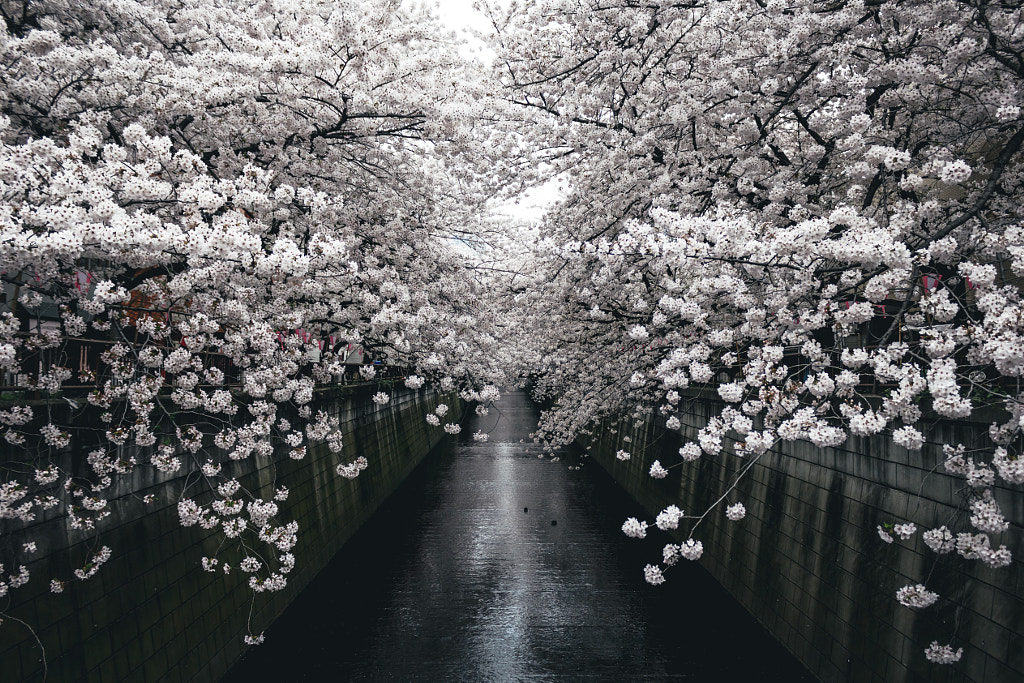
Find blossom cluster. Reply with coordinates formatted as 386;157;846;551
896;584;939;609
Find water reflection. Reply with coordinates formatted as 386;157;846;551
224;392;812;681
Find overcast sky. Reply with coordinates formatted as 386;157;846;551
431;0;562;223
433;0;497;62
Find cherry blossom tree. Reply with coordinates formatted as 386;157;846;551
495;0;1024;664
0;0;512;644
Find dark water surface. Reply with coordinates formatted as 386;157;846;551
223;392;813;682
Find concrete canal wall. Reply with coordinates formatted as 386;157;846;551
583;388;1022;682
1;385;461;682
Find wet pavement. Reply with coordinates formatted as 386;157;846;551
223;391;813;681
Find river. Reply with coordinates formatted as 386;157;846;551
223;391;812;681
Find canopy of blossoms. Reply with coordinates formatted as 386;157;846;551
1;0;1021;669
492;0;1024;666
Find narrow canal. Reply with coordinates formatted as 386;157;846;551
224;391;813;681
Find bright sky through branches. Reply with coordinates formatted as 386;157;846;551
432;0;496;63
430;0;562;224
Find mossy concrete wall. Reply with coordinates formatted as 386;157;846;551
1;385;461;682
583;389;1022;683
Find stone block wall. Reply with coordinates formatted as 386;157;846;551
583;389;1022;683
0;384;460;682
